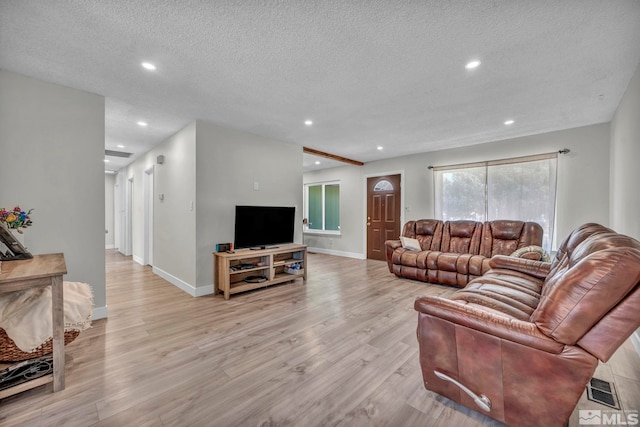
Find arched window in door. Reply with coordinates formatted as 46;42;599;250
373;179;394;191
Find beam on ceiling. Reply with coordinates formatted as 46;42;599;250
303;147;364;166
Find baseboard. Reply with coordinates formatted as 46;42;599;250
195;284;214;297
152;266;213;297
105;244;115;250
631;330;640;357
133;255;144;265
92;305;108;320
306;247;366;259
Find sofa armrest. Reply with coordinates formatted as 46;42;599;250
385;239;402;251
414;295;564;354
385;239;403;273
489;255;551;279
510;245;551;262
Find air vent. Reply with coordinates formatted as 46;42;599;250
586;377;620;409
105;150;132;158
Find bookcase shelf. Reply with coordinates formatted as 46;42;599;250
213;244;307;299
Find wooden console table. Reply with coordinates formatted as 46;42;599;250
0;253;67;398
214;244;307;299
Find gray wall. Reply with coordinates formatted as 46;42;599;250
610;62;640;353
121;119;302;295
195;120;303;290
611;63;640;240
123;121;197;289
304;123;610;258
0;70;106;318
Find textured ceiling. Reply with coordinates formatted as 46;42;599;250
1;1;640;172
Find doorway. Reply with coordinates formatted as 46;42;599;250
366;174;401;261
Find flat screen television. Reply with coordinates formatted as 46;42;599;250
234;205;295;249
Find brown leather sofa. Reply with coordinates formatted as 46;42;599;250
385;219;544;287
414;223;640;427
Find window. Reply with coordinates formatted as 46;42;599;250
434;154;557;251
304;181;340;233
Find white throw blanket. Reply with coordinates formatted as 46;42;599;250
0;281;93;352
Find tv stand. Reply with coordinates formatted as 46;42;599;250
213;244;307;299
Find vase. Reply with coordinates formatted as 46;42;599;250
10;229;26;248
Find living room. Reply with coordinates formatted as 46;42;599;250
1;1;640;426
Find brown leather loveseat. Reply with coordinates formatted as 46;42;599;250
385;219;544;287
414;223;640;427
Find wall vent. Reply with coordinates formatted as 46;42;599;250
105;150;132;158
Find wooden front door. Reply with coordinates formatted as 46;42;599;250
367;174;401;261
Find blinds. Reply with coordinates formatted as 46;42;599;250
432;152;559;251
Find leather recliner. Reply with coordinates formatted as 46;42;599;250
387;219;544;287
414;223;640;427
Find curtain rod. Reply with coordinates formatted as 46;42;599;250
427;148;570;170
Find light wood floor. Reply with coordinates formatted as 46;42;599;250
1;250;639;426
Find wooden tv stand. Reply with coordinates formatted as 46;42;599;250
213;244;307;299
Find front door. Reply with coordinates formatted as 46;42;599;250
366;174;401;261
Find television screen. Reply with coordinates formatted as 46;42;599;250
234;205;295;249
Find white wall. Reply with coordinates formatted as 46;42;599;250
105;174;115;249
195;120;303;291
302;165;367;258
304;123;610;257
118;120;302;295
0;70;107;318
122;122;197;289
610;62;640;355
611;64;640;240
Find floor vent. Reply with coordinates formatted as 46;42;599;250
586;377;620;409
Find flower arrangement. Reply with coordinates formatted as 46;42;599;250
0;206;34;233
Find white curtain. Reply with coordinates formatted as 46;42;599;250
434;153;558;251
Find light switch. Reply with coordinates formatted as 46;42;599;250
253;181;260;191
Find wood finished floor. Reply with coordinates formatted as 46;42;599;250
1;250;639;426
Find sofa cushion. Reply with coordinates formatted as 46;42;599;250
415;219;443;251
451;269;544;320
480;220;543;257
532;229;640;345
441;220;482;254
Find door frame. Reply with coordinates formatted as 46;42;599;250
362;170;405;258
143;166;154;266
125;177;134;257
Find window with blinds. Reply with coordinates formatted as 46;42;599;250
433;153;558;251
304;181;341;233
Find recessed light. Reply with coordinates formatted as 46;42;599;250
465;60;481;70
304;120;313;126
315;161;320;165
504;119;515;125
117;144;125;148
377;146;383;151
141;62;156;71
104;159;110;163
137;121;148;127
